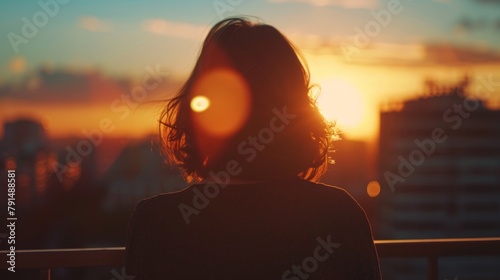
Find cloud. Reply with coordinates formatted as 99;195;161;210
9;56;27;74
347;43;500;66
0;67;179;105
269;0;379;9
454;17;500;34
143;19;207;40
78;16;113;32
474;0;500;4
423;43;500;65
291;31;500;66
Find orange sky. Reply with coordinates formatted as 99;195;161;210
1;54;499;143
304;52;500;141
0;102;164;139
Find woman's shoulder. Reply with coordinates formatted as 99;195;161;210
296;180;361;204
134;185;193;209
136;179;360;206
300;180;349;193
132;179;365;222
296;180;370;221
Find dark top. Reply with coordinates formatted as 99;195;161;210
125;178;381;279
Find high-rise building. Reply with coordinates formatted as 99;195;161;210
377;77;500;279
0;119;54;208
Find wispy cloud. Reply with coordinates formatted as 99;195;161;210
78;16;113;32
423;43;500;65
344;42;500;66
269;0;379;9
291;31;500;66
143;19;207;40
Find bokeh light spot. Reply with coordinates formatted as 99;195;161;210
5;157;16;170
190;68;251;137
191;95;210;112
367;180;381;198
10;56;26;73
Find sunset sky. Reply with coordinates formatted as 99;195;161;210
1;0;500;141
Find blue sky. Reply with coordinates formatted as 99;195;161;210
1;0;500;80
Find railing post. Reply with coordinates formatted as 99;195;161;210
40;268;51;280
428;256;438;280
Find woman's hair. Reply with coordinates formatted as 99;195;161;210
160;17;335;183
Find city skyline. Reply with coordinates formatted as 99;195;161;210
1;0;500;141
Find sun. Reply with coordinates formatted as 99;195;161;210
315;78;365;134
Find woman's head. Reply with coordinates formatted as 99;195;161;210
160;17;334;183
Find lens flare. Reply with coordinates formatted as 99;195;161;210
190;68;252;138
191;95;210;112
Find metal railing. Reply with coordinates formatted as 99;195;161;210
1;237;500;280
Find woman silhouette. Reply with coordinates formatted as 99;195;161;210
125;17;381;279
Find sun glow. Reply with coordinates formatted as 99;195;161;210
316;78;366;134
